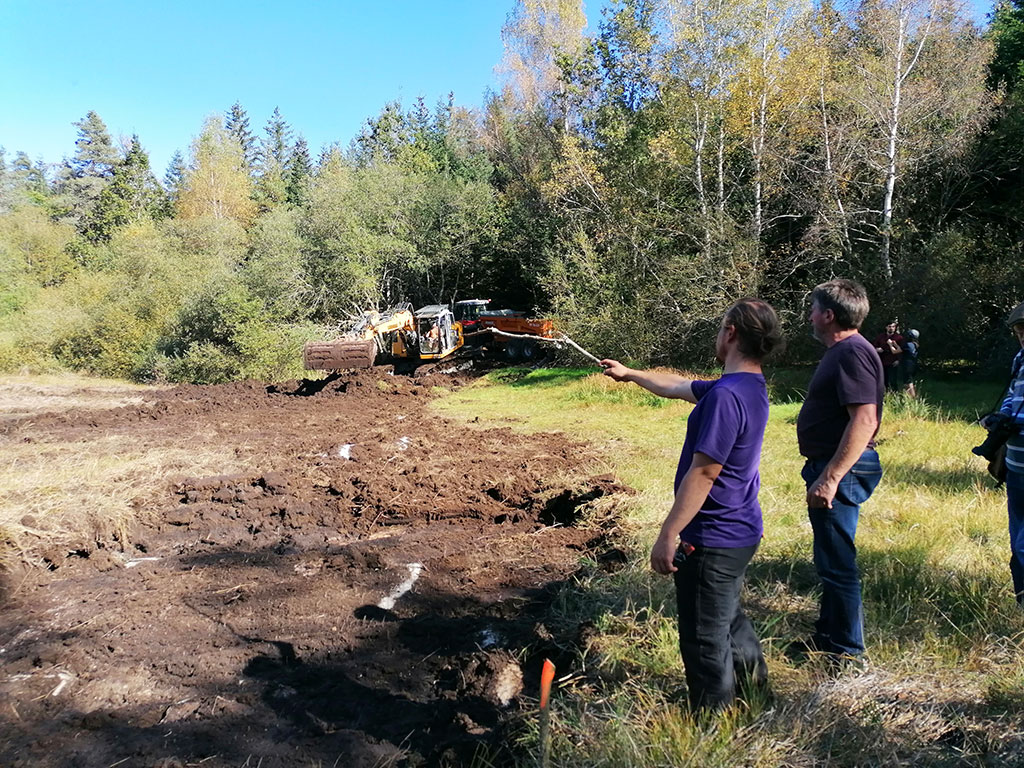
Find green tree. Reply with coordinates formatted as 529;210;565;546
163;150;187;214
11;152;51;205
0;147;8;213
988;0;1024;91
57;111;120;228
84;136;167;242
244;207;312;320
286;136;313;207
352;102;410;166
225;101;257;171
255;107;292;207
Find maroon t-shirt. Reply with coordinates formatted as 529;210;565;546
872;332;903;368
797;333;884;459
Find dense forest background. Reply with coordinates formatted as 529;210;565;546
1;0;1023;383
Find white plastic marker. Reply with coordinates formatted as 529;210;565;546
377;562;423;610
125;557;161;568
337;444;354;460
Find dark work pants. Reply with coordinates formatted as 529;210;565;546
673;543;766;711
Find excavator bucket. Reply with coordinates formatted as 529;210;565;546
303;338;377;370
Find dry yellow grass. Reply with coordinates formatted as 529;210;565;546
0;372;156;418
0;375;243;567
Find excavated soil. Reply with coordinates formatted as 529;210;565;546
0;370;630;767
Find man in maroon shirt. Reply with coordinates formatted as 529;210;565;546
795;279;884;667
872;320;904;391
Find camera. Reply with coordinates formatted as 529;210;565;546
973;413;1017;461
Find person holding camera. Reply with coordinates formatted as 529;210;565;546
795;279;883;668
991;302;1024;603
872;320;904;392
600;298;782;712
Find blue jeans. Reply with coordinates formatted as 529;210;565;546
802;450;883;657
1007;471;1024;603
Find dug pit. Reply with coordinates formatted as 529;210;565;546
0;369;631;767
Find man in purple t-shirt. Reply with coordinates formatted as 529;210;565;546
601;298;782;711
795;279;884;667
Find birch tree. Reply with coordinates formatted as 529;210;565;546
846;0;992;280
179;116;256;223
499;0;588;115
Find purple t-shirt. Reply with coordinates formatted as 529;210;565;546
672;372;768;548
796;333;884;459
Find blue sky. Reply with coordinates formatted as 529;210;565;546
0;0;995;179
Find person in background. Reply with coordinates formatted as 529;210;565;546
1000;302;1024;604
795;279;883;669
600;298;782;712
901;329;920;397
872;320;903;392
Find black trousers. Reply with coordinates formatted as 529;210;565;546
673;543;766;711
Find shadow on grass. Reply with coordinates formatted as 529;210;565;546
881;462;990;494
741;543;1019;648
486;367;595;388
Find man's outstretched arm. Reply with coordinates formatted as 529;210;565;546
600;359;697;403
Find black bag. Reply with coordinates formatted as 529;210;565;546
975;355;1023;487
988;442;1008;485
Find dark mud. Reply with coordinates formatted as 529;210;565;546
0;370;630;767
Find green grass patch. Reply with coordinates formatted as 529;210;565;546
435;366;1024;767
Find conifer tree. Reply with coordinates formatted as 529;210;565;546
12;152;50;202
255;107;293;207
84;136;166;241
0;147;9;213
164;150;187;206
286;136;312;207
225;101;257;172
58;111;120;228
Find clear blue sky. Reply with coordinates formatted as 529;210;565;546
0;1;514;176
0;0;995;179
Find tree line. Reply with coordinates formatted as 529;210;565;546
1;0;1022;383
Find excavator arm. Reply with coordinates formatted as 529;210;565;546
303;307;415;371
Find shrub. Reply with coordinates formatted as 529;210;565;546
165;341;239;384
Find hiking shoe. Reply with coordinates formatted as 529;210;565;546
826;652;869;675
784;637;824;662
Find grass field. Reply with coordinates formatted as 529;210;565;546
435;366;1024;767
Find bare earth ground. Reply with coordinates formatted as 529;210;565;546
0;370;629;767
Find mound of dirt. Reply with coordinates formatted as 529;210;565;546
0;371;631;767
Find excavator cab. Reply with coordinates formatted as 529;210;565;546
408;305;462;360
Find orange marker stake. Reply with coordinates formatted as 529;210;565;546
540;658;556;711
539;658;556;768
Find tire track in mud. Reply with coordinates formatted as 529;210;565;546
0;371;631;767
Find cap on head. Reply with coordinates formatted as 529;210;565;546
908;328;920;339
1009;301;1024;329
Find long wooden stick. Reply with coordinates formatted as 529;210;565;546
487;329;603;365
555;333;602;365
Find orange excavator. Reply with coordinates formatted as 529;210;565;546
303;303;464;371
